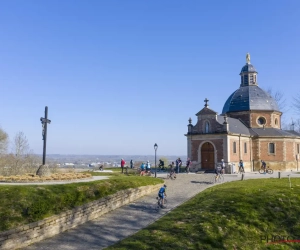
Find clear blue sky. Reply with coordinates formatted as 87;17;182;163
0;1;299;156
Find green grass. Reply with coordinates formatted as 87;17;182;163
107;178;300;250
0;175;163;232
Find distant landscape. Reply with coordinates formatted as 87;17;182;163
46;154;187;168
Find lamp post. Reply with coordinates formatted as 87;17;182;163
154;143;158;178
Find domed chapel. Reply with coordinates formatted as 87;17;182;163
185;53;300;172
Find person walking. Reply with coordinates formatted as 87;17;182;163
140;162;146;176
185;158;191;173
121;158;126;173
146;161;151;173
221;159;226;174
130;159;133;169
176;158;182;174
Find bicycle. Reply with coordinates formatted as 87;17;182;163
259;166;273;174
155;196;167;211
237;166;245;174
167;171;176;180
212;173;224;183
157;165;167;172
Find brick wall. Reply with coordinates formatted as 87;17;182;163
0;183;162;250
228;112;250;127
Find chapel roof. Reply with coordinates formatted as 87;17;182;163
222;85;280;114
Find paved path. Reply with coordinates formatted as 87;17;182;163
22;172;299;250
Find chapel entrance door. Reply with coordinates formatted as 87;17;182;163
201;142;215;170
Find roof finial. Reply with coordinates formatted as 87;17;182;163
204;98;209;108
246;53;251;64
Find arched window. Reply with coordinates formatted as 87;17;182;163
205;121;210;133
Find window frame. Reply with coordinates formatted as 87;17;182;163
204;121;210;134
233;141;237;154
249;75;253;84
244;75;248;85
268;142;275;154
257;116;266;126
244;142;247;154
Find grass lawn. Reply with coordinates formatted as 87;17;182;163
107;178;300;250
0;174;163;232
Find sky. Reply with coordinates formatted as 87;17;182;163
0;0;299;156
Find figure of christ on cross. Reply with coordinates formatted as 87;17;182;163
40;106;51;165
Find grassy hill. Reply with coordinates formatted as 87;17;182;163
107;178;300;250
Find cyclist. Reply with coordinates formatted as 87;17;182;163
215;164;222;181
158;159;165;170
158;184;167;208
221;159;226;174
261;160;267;174
168;162;176;179
238;160;244;173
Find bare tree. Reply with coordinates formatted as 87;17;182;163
294;119;300;133
0;127;8;154
6;131;39;175
292;92;300;116
13;131;30;157
266;87;289;129
266;87;287;113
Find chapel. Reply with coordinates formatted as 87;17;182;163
185;53;300;172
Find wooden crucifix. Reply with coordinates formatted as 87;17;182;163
40;106;51;165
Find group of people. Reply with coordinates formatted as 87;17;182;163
214;159;268;176
164;157;192;174
139;161;152;176
120;159;135;173
120;158;192;175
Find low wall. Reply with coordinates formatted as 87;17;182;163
0;183;162;250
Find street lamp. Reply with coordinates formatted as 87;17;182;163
154;143;158;178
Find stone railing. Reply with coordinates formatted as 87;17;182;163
0;183;162;250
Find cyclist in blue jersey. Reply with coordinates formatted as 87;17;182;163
158;184;167;207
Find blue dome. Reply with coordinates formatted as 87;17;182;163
222;86;279;114
240;63;256;73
